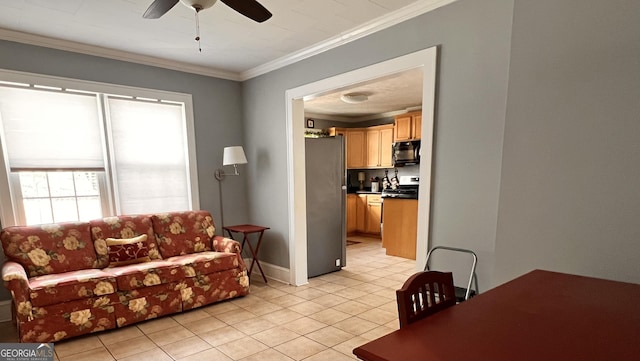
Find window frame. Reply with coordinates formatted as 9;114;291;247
9;170;110;225
0;69;200;226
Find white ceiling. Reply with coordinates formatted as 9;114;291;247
304;67;423;121
0;0;451;118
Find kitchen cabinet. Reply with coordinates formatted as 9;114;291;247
365;125;394;168
356;194;367;232
328;127;347;136
365;194;382;234
382;198;418;259
394;111;422;142
327;124;393;169
346;129;366;168
351;194;381;236
347;194;357;235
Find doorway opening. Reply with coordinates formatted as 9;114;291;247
285;46;438;286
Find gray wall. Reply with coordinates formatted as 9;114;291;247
0;40;248;300
1;0;638;306
303;116;394;130
242;0;514;288
244;0;640;288
493;0;640;285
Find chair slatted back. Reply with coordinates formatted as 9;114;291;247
396;271;456;328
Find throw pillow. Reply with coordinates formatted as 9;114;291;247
106;234;151;267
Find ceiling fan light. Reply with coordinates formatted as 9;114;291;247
340;93;369;104
180;0;217;10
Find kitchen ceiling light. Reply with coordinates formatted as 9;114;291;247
340;93;369;104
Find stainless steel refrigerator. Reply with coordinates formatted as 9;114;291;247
305;136;347;278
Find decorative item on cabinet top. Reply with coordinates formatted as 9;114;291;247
304;129;329;138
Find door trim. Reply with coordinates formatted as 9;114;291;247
285;46;438;285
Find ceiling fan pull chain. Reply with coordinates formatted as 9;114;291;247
194;8;202;52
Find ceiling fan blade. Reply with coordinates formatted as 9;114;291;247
220;0;272;23
143;0;180;19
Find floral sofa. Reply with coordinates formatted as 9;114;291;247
0;210;250;343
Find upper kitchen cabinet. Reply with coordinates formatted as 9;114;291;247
394;111;422;142
328;127;347;136
346;129;366;168
365;124;394;168
328;124;393;169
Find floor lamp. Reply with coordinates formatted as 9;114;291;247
214;146;248;229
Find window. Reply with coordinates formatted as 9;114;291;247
14;171;104;224
0;70;199;226
106;97;191;214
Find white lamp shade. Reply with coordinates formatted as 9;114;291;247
223;146;248;166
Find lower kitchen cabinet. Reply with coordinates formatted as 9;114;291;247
347;194;357;234
356;195;366;232
381;198;418;259
347;193;382;237
365;195;382;234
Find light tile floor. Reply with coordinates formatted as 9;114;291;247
0;236;417;360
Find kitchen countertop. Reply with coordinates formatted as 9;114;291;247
348;190;382;195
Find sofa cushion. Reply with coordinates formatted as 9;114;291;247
165;252;241;278
31;293;119;319
106;234;151;267
28;269;117;307
114;283;182;328
151;211;215;258
19;301;117;343
90;215;162;269
102;260;184;291
178;268;250;311
1;222;98;277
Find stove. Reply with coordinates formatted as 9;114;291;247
381;176;419;199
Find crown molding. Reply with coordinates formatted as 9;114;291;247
0;28;241;81
239;0;458;81
0;0;457;82
305;109;414;123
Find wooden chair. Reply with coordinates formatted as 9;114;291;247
396;271;456;328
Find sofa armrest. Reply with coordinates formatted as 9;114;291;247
2;261;33;321
212;236;242;255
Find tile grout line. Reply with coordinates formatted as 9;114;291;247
3;237;413;361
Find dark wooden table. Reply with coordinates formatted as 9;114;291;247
223;224;270;283
354;269;640;361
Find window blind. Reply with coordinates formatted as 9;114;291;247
107;97;191;214
0;86;104;169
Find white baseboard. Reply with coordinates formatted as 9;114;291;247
243;257;290;285
0;300;11;322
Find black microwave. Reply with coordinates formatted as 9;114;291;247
392;141;420;166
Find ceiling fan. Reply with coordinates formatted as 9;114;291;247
143;0;272;22
143;0;272;51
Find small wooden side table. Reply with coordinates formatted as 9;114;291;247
223;224;270;283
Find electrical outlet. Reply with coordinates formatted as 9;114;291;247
335;259;341;267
